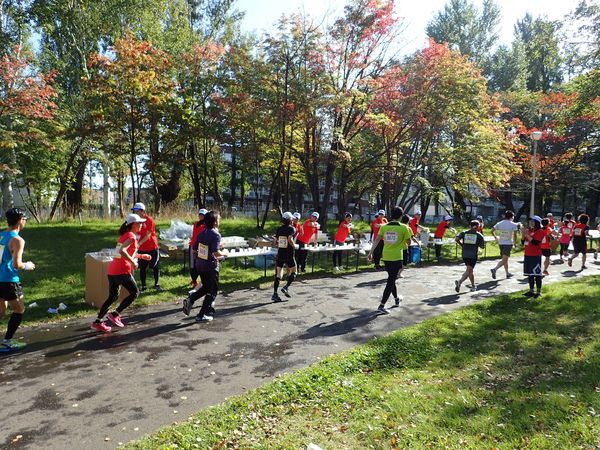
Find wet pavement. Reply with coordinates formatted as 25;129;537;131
1;256;599;449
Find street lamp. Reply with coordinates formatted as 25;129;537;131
529;130;543;217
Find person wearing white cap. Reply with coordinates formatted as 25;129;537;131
522;215;545;298
189;208;208;289
408;210;426;264
131;202;162;292
292;212;302;242
433;215;456;261
370;209;388;269
271;212;298;302
91;214;151;332
333;213;354;272
296;211;320;272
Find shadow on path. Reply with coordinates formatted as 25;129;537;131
298;310;378;340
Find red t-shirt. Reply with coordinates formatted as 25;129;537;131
295;223;302;239
108;232;137;275
476;224;484;234
548;218;555;229
434;221;450;239
297;219;318;244
540;226;552;250
524;228;545;257
371;217;387;238
138;215;158;251
408;217;419;235
190;221;205;248
334;221;353;243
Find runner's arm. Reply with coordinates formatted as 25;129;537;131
367;235;382;261
10;236;33;270
121;238;141;267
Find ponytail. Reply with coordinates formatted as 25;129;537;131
118;222;132;235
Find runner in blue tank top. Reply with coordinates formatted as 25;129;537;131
0;208;35;352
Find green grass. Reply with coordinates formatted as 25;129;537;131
126;276;600;449
5;218;519;328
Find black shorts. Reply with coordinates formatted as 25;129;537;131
276;257;296;268
560;243;569;252
541;249;552;257
573;242;587;254
524;255;542;277
462;257;477;268
0;282;23;301
499;245;512;257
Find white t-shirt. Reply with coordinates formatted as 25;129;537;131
493;220;520;245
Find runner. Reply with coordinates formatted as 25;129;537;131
296;212;320;273
568;213;590;270
132;203;162;292
522;215;545;298
0;208;35;351
546;213;556;230
91;214;151;332
333;213;353;272
558;218;573;263
434;215;455;262
399;214;419;277
182;211;228;322
371;209;388;269
564;212;576;229
540;218;554;276
490;210;520;279
367;206;411;314
454;220;485;293
475;215;484;234
189;208;208;288
271;212;297;302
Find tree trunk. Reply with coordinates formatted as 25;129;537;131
102;161;110;219
65;158;86;218
49;139;84;220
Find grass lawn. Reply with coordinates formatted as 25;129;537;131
127;276;600;449
5;217;518;328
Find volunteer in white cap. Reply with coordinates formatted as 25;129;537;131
408;210;427;264
271;212;298;302
296;211;320;273
370;209;388;269
131;202;162;292
91;213;151;333
433;215;456;262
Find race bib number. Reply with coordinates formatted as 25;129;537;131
434;238;443;245
384;231;398;244
278;236;288;248
499;231;512;241
542;236;547;244
198;243;209;260
563;228;571;235
574;228;583;237
463;234;478;245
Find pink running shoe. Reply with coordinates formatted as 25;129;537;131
91;321;112;332
107;312;125;328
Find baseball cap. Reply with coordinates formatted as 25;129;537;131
547;213;553;217
378;209;386;215
126;213;146;225
282;211;293;220
476;215;483;220
444;215;453;221
292;212;301;219
132;202;146;211
198;208;208;215
529;215;542;223
470;220;480;227
311;212;320;219
414;210;422;215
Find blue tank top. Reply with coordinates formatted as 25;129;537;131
0;230;19;283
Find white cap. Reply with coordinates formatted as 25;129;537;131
132;202;145;211
311;212;320;219
529;215;542;223
414;210;422;215
198;208;208;215
547;213;553;217
378;209;386;215
126;213;146;225
292;212;301;219
444;215;453;221
476;215;483;220
282;211;293;220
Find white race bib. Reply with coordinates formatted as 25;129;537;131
384;231;398;244
499;230;512;242
574;228;583;237
463;234;478;245
198;243;209;260
563;228;571;235
278;236;288;248
434;238;443;245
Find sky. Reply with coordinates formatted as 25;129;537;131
235;0;580;54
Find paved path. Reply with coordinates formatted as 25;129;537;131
1;257;599;449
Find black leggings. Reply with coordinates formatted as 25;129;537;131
97;274;139;319
373;240;384;266
189;247;199;283
333;241;344;266
296;241;308;271
382;260;402;305
189;270;219;317
138;248;160;287
528;276;542;291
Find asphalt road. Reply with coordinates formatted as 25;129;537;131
1;256;598;449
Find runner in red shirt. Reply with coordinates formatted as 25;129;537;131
522;215;545;298
434;215;455;261
540;218;554;275
296;212;320;272
91;214;151;332
189;208;208;288
546;213;556;230
132;202;162;292
568;214;590;270
333;213;353;271
371;209;388;269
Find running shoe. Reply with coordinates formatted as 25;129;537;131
271;293;283;303
154;284;163;292
582;265;587;270
595;251;598;260
90;321;112;332
182;297;192;316
523;291;535;298
533;291;541;298
1;339;26;351
490;268;496;280
542;270;549;276
394;296;403;307
140;286;147;292
281;286;291;298
107;312;125;328
470;285;477;292
506;273;514;278
195;314;213;322
333;266;340;272
454;280;460;293
377;305;390;315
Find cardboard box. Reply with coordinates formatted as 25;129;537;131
85;253;129;309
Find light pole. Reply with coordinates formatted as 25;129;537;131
529;131;543;217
